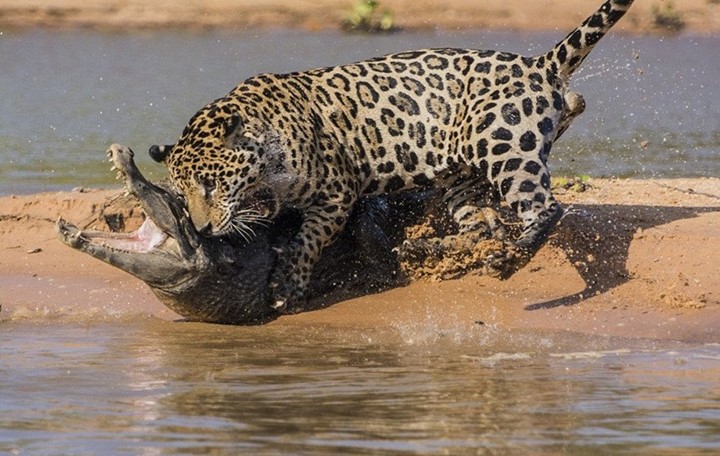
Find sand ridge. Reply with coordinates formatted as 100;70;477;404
1;0;718;339
1;178;718;343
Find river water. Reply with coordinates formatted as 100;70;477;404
2;318;720;455
1;29;720;454
0;29;719;195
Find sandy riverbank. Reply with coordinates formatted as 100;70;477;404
1;178;718;343
0;0;719;34
1;1;719;344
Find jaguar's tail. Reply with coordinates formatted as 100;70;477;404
547;0;635;81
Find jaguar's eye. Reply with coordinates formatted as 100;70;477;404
197;176;217;197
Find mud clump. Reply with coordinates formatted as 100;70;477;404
398;216;525;282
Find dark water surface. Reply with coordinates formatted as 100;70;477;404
0;29;719;195
1;318;719;455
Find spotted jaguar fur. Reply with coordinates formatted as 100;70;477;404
150;0;635;310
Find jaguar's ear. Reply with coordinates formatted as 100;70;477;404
149;144;173;163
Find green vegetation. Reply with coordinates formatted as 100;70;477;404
552;175;591;193
651;1;686;32
341;0;398;33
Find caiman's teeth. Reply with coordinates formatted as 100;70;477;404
116;171;123;180
110;165;117;171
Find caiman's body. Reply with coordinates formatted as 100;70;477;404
57;145;399;324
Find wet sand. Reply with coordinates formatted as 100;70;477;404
1;0;719;34
2;178;719;343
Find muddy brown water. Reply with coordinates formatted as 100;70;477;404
2;316;720;454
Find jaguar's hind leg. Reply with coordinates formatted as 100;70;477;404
440;165;506;240
497;91;580;252
494;157;564;256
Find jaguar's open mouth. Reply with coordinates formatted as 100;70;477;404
243;187;278;220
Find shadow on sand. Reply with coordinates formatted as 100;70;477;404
526;204;718;310
305;200;719;315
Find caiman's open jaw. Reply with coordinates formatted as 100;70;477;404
57;143;195;259
56;143;204;287
57;216;172;255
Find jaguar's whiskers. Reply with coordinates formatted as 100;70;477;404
230;207;270;242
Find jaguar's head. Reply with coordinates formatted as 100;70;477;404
150;98;279;240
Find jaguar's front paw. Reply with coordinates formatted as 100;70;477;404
269;280;307;314
269;247;309;314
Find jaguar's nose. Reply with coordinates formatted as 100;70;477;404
196;222;213;237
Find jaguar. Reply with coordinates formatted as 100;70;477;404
150;0;635;311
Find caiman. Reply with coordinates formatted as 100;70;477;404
57;144;403;324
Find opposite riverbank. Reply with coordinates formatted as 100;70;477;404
1;0;719;35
